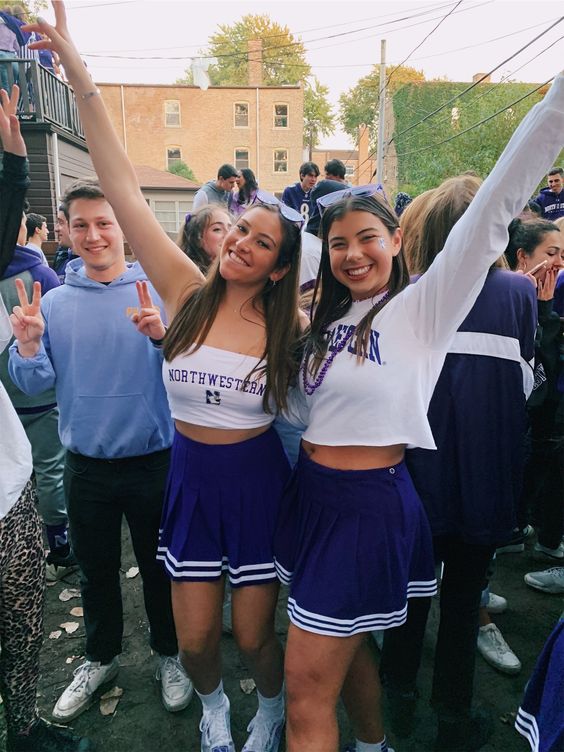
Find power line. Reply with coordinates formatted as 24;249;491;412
387;15;563;145
82;0;456;55
395;32;564;149
394;77;555;157
81;0;490;62
353;15;563;176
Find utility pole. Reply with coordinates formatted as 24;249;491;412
376;39;386;185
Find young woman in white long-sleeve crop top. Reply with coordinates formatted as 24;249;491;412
275;72;564;752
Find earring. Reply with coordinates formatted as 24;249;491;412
269;278;277;288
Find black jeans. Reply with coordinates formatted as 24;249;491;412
431;536;496;713
64;449;178;663
381;535;495;714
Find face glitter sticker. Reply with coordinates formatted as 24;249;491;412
379;238;386;249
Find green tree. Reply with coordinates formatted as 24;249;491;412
168;161;197;182
176;15;334;148
339;65;425;143
304;77;334;154
392;80;564;196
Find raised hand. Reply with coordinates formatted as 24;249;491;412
537;266;559;302
130;280;166;342
22;2;90;87
0;85;26;157
10;279;45;356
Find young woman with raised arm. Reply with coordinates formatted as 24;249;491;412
25;5;304;752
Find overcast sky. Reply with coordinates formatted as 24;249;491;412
52;0;563;148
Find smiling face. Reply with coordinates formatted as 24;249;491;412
219;206;289;287
68;197;126;282
547;172;563;194
201;209;231;260
518;230;563;282
327;210;402;300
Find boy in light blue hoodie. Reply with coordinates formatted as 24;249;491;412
9;178;193;723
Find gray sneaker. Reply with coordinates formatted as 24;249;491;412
53;658;119;721
524;567;564;594
477;624;521;675
156;655;193;712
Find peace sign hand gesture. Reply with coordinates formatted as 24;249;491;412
0;85;26;157
130;281;167;342
10;279;45;357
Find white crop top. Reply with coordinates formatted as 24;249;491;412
285;73;564;450
163;344;272;430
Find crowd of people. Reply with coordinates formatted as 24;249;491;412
0;3;563;752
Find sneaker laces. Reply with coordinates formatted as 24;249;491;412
199;702;232;748
244;713;284;751
488;626;512;658
158;656;185;687
68;661;102;695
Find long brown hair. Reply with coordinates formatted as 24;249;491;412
306;194;410;377
164;205;302;412
175;206;230;274
401;174;482;275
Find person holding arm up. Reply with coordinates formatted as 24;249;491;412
20;5;304;752
275;71;564;752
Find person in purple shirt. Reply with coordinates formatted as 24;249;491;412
535;167;564;221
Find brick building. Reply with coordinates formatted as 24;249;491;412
97;81;304;196
313;126;378;188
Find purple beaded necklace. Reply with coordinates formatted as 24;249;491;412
302;289;390;396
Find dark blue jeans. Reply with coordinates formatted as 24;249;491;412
64;449;178;663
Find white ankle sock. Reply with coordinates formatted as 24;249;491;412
257;687;285;719
197;681;226;712
356;737;389;752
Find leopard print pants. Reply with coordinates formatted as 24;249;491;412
0;480;45;735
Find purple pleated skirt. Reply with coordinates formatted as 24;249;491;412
158;428;291;587
274;449;437;637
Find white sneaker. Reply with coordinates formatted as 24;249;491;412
477;624;521;675
52;658;120;721
524;567;564;594
200;695;235;752
157;655;193;712
534;542;564;560
242;712;284;752
485;592;507;614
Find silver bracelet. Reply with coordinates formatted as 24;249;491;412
79;88;101;100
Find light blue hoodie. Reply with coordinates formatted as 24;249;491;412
9;259;173;459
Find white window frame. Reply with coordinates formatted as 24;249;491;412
234;148;250;171
164;100;181;128
166;146;182;170
273;149;288;173
273;103;289;129
234;102;250;128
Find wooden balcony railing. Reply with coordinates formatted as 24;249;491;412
1;58;84;140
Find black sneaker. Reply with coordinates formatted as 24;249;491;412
7;718;94;751
46;549;78;582
434;707;494;752
496;524;535;554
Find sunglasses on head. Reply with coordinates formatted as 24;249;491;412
251;189;305;228
316;184;388;215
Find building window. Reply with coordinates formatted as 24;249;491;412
235;148;250;171
153;200;192;234
234;102;249;128
273;149;288;173
166;147;182;169
345;165;355;177
165;100;180;127
274;104;288;128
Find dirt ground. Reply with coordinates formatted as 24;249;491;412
1;525;562;752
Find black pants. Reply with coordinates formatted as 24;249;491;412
64;449;178;663
381;535;495;714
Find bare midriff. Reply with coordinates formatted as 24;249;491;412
301;440;406;470
175;419;271;445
